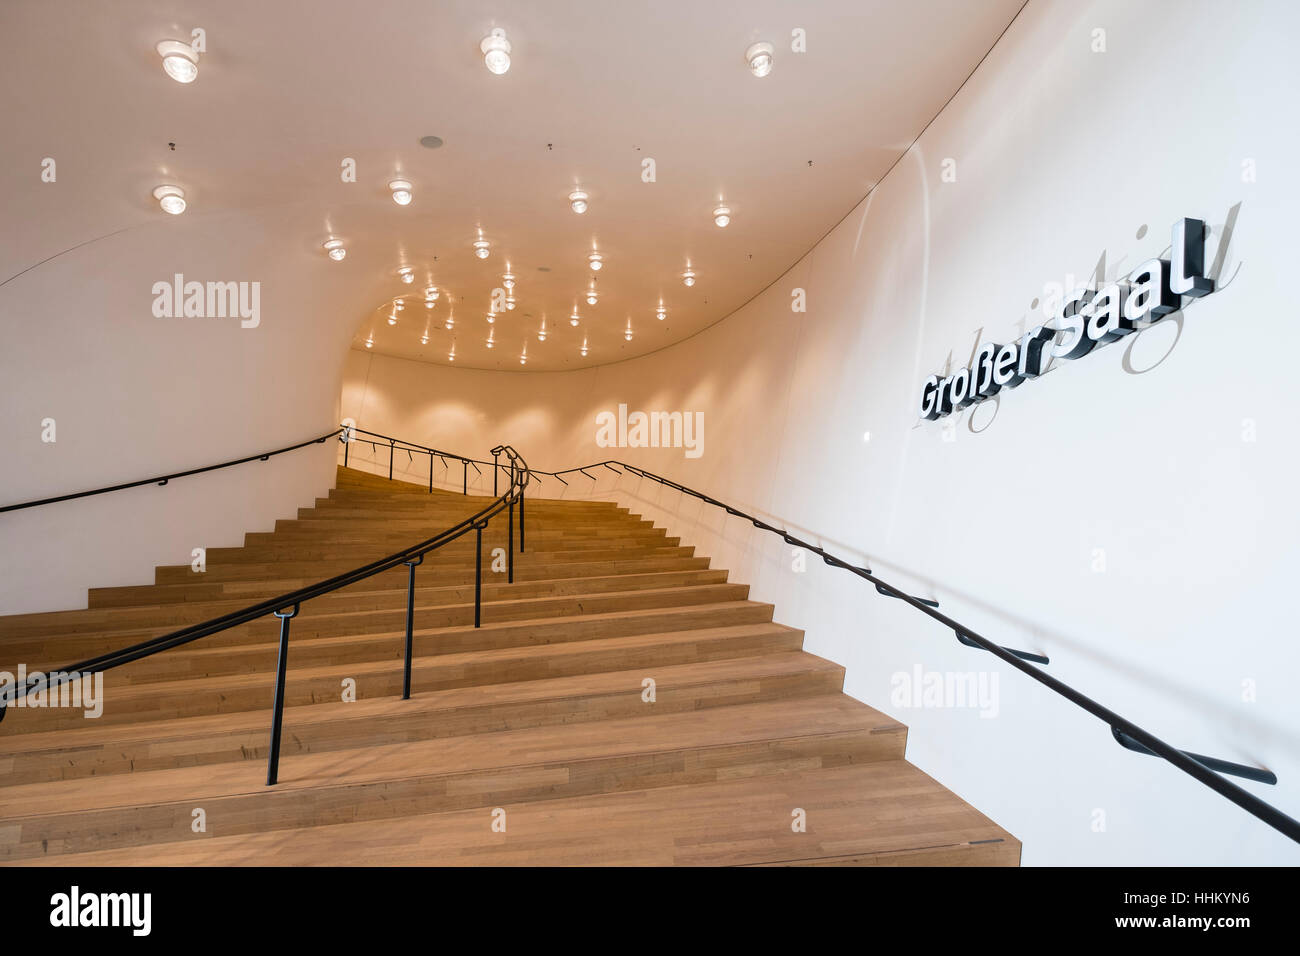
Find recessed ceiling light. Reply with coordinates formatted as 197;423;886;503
365;336;374;349
448;348;456;361
656;305;666;320
486;312;495;324
473;239;491;259
588;252;603;271
506;295;516;310
502;271;515;290
586;282;598;306
398;267;414;284
420;332;429;345
481;28;512;75
444;317;454;329
624;325;634;341
425;287;439;300
682;269;696;287
322;238;346;260
569;308;580;326
425;301;434;309
389;180;413;205
580;339;588;357
713;204;731;228
156;39;199;84
152;184;186;215
745;41;774;78
387;313;398;325
569;190;589;214
419;135;444;149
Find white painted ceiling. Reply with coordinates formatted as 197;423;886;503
0;0;1023;371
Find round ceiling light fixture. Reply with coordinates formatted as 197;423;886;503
420;332;429;345
586;282;598;306
152;184;186;215
389;180;413;205
445;317;454;329
473;239;491;259
481;28;512;75
486;312;495;324
745;41;774;78
365;336;374;349
580;339;588;357
656;304;666;320
505;294;516;310
156;39;199;84
398;267;414;284
502;271;515;290
681;268;696;287
713;204;731;228
569;190;589;214
425;287;439;300
322;238;346;261
588;252;603;271
569;308;580;327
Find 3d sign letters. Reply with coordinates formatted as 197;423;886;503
918;218;1216;420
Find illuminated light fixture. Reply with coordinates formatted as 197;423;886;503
444;317;454;329
519;351;527;366
152;184;186;215
425;301;435;309
656;304;666;320
420;331;429;345
505;295;516;310
486;312;495;324
713;204;731;228
580;338;588;357
448;348;456;361
156;39;199;84
745;41;774;78
502;271;515;290
398;267;415;284
322;238;346;261
480;28;511;75
569;308;580;327
486;334;495;349
364;336;374;349
624;321;634;341
394;300;405;310
388;179;413;205
425;286;439;300
587;252;603;271
586;285;598;306
681;268;696;287
569;190;589;214
473;239;491;259
538;321;547;341
387;313;398;326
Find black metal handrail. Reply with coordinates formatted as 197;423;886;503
0;436;531;787
341;426;490;495
0;429;344;513
531;457;1300;844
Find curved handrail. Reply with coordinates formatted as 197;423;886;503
0;429;344;514
0;437;531;785
531;457;1300;845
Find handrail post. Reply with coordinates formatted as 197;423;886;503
428;453;433;494
474;523;484;627
507;494;515;584
401;555;424;700
519;486;525;552
463;460;468;495
343;436;349;467
388;440;395;480
493;451;500;495
266;604;300;786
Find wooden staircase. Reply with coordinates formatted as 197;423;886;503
0;465;1019;866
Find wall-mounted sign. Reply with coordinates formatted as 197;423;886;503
918;218;1216;420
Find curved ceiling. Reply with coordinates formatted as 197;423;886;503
0;0;1023;371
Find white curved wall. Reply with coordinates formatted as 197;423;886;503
0;208;371;614
340;0;1300;864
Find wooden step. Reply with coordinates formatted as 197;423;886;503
1;651;843;785
13;763;1018;867
0;696;904;861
